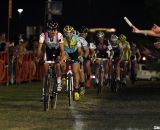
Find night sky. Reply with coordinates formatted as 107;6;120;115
0;0;149;38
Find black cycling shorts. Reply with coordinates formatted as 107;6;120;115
65;50;79;62
45;46;60;61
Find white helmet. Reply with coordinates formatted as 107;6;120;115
96;31;105;38
110;34;118;42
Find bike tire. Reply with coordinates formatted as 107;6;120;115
50;73;58;110
44;75;49;111
67;75;73;106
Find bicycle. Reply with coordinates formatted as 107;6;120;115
65;58;74;106
109;59;117;92
43;60;58;111
110;59;126;93
96;58;108;94
116;60;128;92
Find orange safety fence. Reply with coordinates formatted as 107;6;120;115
0;52;9;84
16;52;44;84
0;51;44;85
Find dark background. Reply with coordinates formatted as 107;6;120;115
0;0;160;40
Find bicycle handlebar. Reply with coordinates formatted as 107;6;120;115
96;58;108;61
45;61;55;64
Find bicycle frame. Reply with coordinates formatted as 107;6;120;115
65;59;74;106
43;60;58;111
96;58;108;94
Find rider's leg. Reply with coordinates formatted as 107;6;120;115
95;59;100;84
72;63;80;90
104;60;109;81
42;63;49;100
85;59;91;88
108;60;112;79
56;62;62;91
79;63;85;85
116;60;121;81
122;61;128;84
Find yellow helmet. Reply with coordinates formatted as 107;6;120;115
63;25;74;33
119;34;127;42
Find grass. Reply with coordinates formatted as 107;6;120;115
0;82;74;130
0;80;160;130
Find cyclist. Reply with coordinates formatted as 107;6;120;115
94;31;114;85
130;42;141;83
130;42;141;63
118;34;131;84
109;34;122;82
38;20;64;92
63;25;82;101
78;26;90;90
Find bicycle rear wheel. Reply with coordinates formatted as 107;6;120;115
98;69;103;95
44;75;49;111
50;77;57;110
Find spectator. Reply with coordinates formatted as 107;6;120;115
132;24;160;49
132;24;160;37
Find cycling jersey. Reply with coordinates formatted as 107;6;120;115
64;34;81;61
64;34;81;54
39;31;63;61
121;41;130;60
109;40;122;59
89;42;96;50
39;32;63;49
95;40;113;59
79;37;88;49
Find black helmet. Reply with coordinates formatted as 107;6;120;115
47;20;59;31
79;26;88;33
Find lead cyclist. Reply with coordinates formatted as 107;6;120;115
38;20;65;93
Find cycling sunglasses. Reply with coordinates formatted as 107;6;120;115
65;32;73;37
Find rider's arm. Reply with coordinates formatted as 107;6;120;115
58;33;65;58
118;43;124;60
89;42;96;61
132;26;160;37
84;47;89;58
77;41;83;57
127;42;131;61
37;33;44;57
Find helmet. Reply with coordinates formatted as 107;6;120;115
47;20;59;31
63;25;74;33
79;26;88;33
119;34;127;42
110;34;118;42
96;31;105;38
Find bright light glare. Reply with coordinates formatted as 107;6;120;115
142;57;146;61
17;9;23;14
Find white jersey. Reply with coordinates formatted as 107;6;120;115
79;37;88;48
39;32;63;49
89;42;96;50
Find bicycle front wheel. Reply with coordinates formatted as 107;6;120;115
67;75;73;106
43;75;50;111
